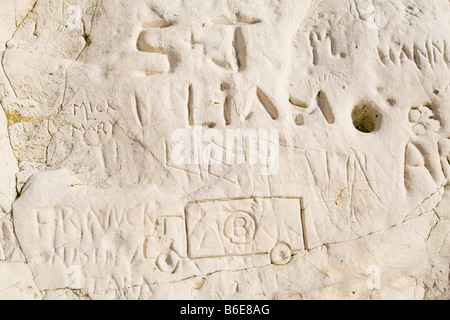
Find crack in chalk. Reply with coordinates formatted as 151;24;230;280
309;186;445;250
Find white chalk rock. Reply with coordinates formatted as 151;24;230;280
1;0;450;299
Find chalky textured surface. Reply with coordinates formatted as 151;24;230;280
0;0;449;300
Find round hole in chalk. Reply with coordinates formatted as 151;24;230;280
351;104;378;133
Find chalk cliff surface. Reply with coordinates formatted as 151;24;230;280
0;0;448;300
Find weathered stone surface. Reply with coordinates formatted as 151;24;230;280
0;261;40;299
0;0;449;300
